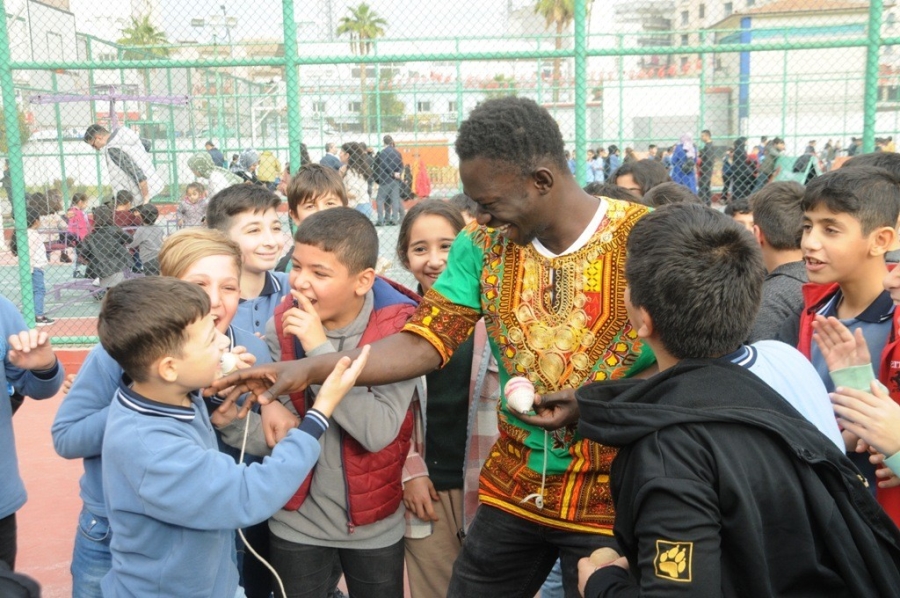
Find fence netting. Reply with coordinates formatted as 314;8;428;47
1;0;898;341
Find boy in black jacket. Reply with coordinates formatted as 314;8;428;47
576;204;900;597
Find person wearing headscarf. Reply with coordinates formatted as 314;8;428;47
235;149;262;185
187;152;244;198
670;133;698;193
730;137;757;201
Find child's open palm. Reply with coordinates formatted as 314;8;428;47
812;315;872;372
311;345;370;418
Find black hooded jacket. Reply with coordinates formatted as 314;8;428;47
577;359;900;597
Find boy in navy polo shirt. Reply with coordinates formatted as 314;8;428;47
207;185;290;335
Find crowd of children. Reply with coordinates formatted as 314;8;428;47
6;96;900;598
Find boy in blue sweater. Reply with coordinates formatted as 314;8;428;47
97;276;367;597
0;295;65;570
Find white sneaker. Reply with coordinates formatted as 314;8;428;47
92;278;101;286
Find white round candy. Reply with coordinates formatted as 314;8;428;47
219;352;239;376
505;377;535;414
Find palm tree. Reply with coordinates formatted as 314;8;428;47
118;15;170;97
337;3;387;133
534;0;592;103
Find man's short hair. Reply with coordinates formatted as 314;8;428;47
115;190;134;206
447;193;478;216
455;97;567;175
135;203;159;225
749;181;805;250
802;166;900;234
205;185;282;232
383;135;394;146
626;203;765;359
92;205;115;227
773;137;785;145
294;207;377;274
325;142;336;152
83;124;108;143
642;182;703;207
724;199;752;217
286;164;348;214
584;182;641;201
842;152;900;179
205;140;215;148
701;129;711;136
611;159;671;196
98;278;210;383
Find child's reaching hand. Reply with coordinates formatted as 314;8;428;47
831;381;900;470
812;315;872;372
310;345;370;418
283;290;327;353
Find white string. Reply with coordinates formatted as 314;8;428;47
238;414;288;598
520;429;548;510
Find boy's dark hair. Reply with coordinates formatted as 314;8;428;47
286;163;348;214
136;203;159;225
83;124;108;143
397;199;465;268
626;203;765;359
611;159;671;196
447;193;478;216
842;151;900;179
748;181;805;250
205;184;281;232
71;192;88;206
583;182;640;201
294;207;377;274
802;166;900;234
455;97;567;175
725;199;752;217
642;182;703;207
701;129;711;137
98;278;210;383
9;208;42;256
92;205;115;227
772;137;785;145
115;190;134;207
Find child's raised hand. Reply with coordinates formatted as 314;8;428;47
283;290;327;352
311;345;370;418
812;315;872;372
230;346;256;369
831;381;900;459
7;329;57;372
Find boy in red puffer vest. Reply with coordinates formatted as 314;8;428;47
777;166;900;525
215;207;418;596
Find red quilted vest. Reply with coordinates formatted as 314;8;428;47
273;277;419;531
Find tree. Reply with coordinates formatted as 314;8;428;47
0;108;32;153
337;3;387;134
533;0;593;103
483;74;518;100
118;15;171;108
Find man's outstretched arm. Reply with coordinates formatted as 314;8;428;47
208;331;442;407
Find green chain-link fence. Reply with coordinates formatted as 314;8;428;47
1;0;898;342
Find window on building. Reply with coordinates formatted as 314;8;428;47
747;0;755;6
699;4;706;18
417;101;431;112
448;100;458;113
724;2;733;16
681;10;689;25
681;34;689;46
46;31;64;62
313;101;326;113
348;101;361;113
680;57;689;68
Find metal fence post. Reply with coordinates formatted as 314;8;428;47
281;0;303;171
0;7;35;323
863;0;885;153
574;0;588;186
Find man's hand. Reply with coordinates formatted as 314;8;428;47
139;180;149;201
7;329;57;372
207;361;311;414
260;401;299;447
513;389;579;430
403;476;440;522
283;291;328;353
813;316;872;372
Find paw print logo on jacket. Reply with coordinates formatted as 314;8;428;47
654;540;692;582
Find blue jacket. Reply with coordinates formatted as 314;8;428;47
1;296;64;520
234;270;291;336
320;152;342;171
52;326;272;519
373;145;403;185
101;383;326;598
